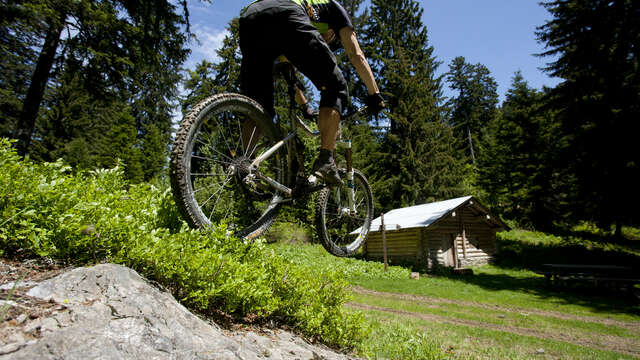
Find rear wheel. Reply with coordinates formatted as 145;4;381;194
170;93;288;239
315;169;373;256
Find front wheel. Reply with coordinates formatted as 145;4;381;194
170;93;287;240
315;169;374;257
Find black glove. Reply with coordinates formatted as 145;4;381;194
301;103;317;121
366;93;386;116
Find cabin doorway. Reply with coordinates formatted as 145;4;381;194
442;235;456;267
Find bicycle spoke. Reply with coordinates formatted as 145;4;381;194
212;113;236;158
201;176;233;208
196;138;233;163
316;169;373;256
221;200;233;223
208;178;233;221
172;94;287;239
193;171;232;194
245;126;261;159
192;156;234;168
237;118;245;152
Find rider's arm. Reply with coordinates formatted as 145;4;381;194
295;87;307;106
339;27;380;95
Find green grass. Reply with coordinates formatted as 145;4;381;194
270;242;411;281
354;312;449;360
271;232;639;359
352;265;640;321
363;311;637;360
351;269;639;358
351;292;638;340
496;228;640;269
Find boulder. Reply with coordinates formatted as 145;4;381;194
0;264;355;360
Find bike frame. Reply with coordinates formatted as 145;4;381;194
247;83;365;213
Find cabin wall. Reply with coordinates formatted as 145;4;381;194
427;211;497;268
364;204;499;269
364;228;423;262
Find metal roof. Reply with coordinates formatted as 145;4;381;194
366;196;473;232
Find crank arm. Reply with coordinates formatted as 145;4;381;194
254;172;292;196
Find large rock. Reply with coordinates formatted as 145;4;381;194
0;264;354;360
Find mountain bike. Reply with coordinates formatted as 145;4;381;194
170;80;374;257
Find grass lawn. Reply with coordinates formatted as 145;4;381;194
271;228;640;359
352;265;640;322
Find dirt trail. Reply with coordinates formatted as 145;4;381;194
348;302;640;358
351;286;640;331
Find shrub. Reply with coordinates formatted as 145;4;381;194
0;138;364;348
272;243;411;281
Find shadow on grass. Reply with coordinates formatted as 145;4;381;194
493;235;639;271
434;268;640;317
422;235;640;316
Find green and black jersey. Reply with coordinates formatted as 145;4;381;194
243;0;353;35
290;0;353;35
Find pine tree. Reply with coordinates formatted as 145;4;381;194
537;0;640;234
182;18;241;114
3;0;191;181
360;0;465;211
478;72;563;229
445;57;499;165
0;0;42;138
29;73;145;182
12;0;69;156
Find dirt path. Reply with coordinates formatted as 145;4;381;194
351;286;640;332
348;302;640;358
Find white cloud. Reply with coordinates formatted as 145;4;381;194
188;23;229;67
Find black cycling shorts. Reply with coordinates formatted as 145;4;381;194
239;0;348;117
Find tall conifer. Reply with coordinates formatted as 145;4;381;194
537;0;640;234
1;0;191;181
478;72;562;229
360;0;465;210
445;57;499;165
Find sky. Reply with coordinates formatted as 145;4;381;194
182;0;561;103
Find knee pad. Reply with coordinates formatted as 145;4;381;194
319;68;348;114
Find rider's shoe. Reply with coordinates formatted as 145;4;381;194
312;150;344;187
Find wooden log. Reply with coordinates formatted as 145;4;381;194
381;213;388;272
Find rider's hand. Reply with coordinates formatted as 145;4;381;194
301;103;317;121
366;93;386;116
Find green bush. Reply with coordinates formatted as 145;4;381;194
272;243;411;281
0;138;364;348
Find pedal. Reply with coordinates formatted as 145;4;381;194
307;174;318;185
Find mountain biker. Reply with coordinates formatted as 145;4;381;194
239;0;385;186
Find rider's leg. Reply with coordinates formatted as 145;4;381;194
312;107;343;186
280;33;347;185
318;107;340;151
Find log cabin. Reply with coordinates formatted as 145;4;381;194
363;196;508;269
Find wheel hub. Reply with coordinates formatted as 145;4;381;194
231;156;253;182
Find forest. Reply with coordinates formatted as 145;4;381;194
1;0;639;236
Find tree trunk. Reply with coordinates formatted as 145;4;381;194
15;7;67;156
467;125;476;165
614;220;623;239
